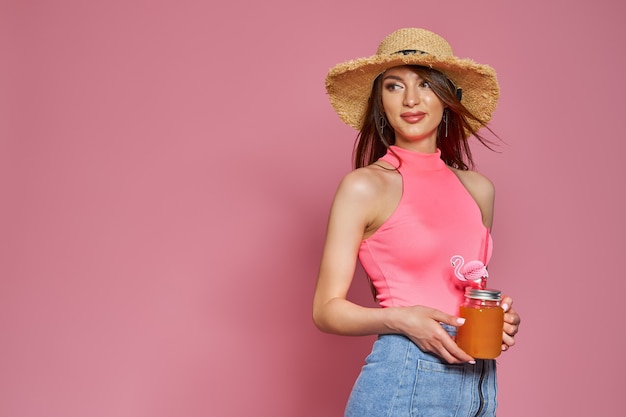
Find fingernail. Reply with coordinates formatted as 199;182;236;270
501;303;509;311
469;360;476;365
456;317;466;325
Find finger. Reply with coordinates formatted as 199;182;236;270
412;339;463;365
503;321;518;337
504;309;521;326
501;296;513;312
440;337;475;364
502;331;515;349
453;317;467;328
418;329;475;364
439;350;471;365
433;345;473;364
429;310;467;328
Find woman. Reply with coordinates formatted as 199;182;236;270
313;28;521;416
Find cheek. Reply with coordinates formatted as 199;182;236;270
425;95;445;115
381;94;400;115
380;94;390;113
423;92;441;105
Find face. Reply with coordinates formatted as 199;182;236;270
381;66;445;150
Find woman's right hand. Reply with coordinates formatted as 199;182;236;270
387;305;475;364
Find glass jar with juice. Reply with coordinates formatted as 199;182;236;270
456;288;504;359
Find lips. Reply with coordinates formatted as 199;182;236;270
400;112;426;123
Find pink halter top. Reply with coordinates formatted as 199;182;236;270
358;146;492;315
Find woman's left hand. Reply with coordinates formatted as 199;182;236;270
501;296;520;352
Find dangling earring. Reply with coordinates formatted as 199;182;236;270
378;115;387;132
442;109;449;138
377;114;392;147
378;114;387;138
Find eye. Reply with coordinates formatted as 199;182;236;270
420;81;432;88
383;82;403;91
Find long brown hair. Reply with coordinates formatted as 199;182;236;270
353;66;497;170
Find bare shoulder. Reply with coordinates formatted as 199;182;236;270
336;161;398;202
332;161;401;234
449;167;495;227
450;168;494;199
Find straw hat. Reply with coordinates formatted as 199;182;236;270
325;28;500;132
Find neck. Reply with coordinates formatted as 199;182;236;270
393;137;438;154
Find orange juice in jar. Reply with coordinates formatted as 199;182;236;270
456;288;504;359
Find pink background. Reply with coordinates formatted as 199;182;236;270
2;0;624;416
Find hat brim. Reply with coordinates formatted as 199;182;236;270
325;54;499;132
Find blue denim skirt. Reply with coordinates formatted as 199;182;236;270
344;325;497;417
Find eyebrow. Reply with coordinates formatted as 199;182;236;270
382;74;404;82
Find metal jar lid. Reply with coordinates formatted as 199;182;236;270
464;288;502;301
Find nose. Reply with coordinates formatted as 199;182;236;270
403;87;420;107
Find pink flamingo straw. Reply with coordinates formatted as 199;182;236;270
450;255;488;289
